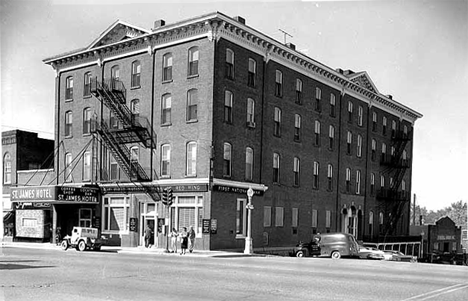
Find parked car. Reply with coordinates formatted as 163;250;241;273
61;226;107;252
383;250;417;262
358;246;385;260
292;233;360;259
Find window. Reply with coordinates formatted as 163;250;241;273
263;206;271;227
109;111;119;129
83;72;91;97
236;198;247;236
275;70;283;97
346;168;351;193
391;146;396;159
274;107;281;136
161;144;171;177
403;150;408;165
130;99;140;124
248;58;256;87
187;89;198;121
161;94;172;125
383;116;387;135
329;125;335;150
312;209;318;228
83;108;91;135
314;120;321;146
348;101;353;123
293;157;300;186
358;106;363;126
326;210;331;229
390;177;394;188
370;173;375;195
3;153;11;184
327;164;333;191
380;174;385;188
404;125;408;138
402;180;406;191
381;143;387;161
111;65;120;81
109;153;119;180
224;90;233;123
275;207;284;227
103;196;130;233
65;111;73;137
347;131;352;155
245;147;254;181
223;143;232;177
371;139;376;161
273;153;280;183
315;87;322;111
131;60;141;87
379;212;384;234
294;114;301;141
313;161;319;189
65;76;73;100
247;98;255;127
65;153;72;182
188;47;199;76
292;208;298;228
163;53;173;81
296;79;303;104
357;135;362;158
369;212;374;237
356;170;361;194
226;49;234;79
82;151;91;181
391;120;397;137
79;208;92;227
130;146;139;179
372;112;377;131
186;142;197;176
330;94;336;117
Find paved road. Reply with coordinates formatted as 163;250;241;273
1;246;467;301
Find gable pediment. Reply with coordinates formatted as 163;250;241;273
345;71;380;94
87;20;150;50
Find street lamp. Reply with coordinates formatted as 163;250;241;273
244;187;254;254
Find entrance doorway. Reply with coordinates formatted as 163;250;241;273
140;202;157;247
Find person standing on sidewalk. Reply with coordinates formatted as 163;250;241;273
188;226;196;253
144;225;153;248
179;227;188;255
170;228;179;253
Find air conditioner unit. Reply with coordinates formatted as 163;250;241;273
246;121;256;128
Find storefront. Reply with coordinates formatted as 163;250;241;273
10;185;99;243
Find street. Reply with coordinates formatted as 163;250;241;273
1;246;467;301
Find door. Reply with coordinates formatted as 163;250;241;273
140;216;155;247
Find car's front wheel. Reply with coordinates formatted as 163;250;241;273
77;240;86;252
331;251;341;259
61;240;69;251
296;250;307;257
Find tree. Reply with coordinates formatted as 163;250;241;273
444;200;467;227
410;200;467;227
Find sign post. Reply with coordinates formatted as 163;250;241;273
244;187;254;254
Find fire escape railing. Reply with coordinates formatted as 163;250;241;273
378;130;412;236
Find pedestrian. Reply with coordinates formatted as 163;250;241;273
144;224;153;248
179;227;188;255
170;228;179;253
188;226;196;253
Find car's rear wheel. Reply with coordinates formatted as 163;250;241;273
61;240;69;251
77;240;86;252
331;251;341;259
296;250;307;257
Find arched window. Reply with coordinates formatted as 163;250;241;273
162;53;173;81
161;94;171;125
248;58;256;87
224;90;233;123
111;65;120;80
273;153;280;183
327;164;333;191
294;114;301;141
83;72;91;97
293;157;300;186
296;79;303;104
274;107;281;136
131;60;141;87
313;161;319;189
65;76;73;100
247;98;255;125
3;153;11;184
188;47;199;76
314;121;321;146
346;168;351;192
187;89;198;121
65;111;73;137
275;70;283;96
225;49;234;79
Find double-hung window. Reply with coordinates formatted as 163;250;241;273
187;89;198;121
314;121;321;146
330;94;336;117
327;164;333;191
273;153;280;183
65;111;73;137
313;161;319;189
223;143;232;177
294;114;301;141
275;70;283;97
161;144;171;177
224;90;233;123
358;106;363;126
371;139;376;161
161;94;172;125
356;170;361;194
82;151;91;181
83;108;91;135
83;72;91;97
226;49;234;79
247;98;255;127
245;147;253;181
274;107;281;136
296;79;302;104
65;76;73;100
65;153;73;182
372;112;377;131
357;135;362;158
347;131;352;155
131;60;141;87
346;168;351;193
186;142;197;176
315;87;321;111
248;58;256;87
329;125;335;150
163;53;173;82
348;101;353;123
383;116;387;135
370;173;375;195
293;157;300;186
3;153;11;184
188;47;199;76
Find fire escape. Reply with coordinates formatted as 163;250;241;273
377;129;412;236
90;77;159;202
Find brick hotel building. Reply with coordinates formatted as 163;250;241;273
33;12;423;250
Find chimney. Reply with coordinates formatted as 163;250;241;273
336;68;344;74
286;43;296;50
233;16;245;25
343;69;354;76
387;95;393;100
153;19;166;30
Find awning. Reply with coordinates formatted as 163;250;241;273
3;211;14;223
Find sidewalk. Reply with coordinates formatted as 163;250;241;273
1;241;264;258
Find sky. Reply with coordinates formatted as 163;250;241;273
1;0;467;211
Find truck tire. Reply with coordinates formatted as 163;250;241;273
61;240;69;251
77;240;86;252
331;251;341;259
296;250;308;257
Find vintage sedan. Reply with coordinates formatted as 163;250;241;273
383;250;417;262
358;246;385;260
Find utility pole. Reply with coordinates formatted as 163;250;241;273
278;29;293;44
413;193;416;226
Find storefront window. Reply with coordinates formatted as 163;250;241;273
79;208;92;227
170;196;203;237
103;196;130;233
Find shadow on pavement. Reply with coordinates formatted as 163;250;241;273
0;263;56;270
